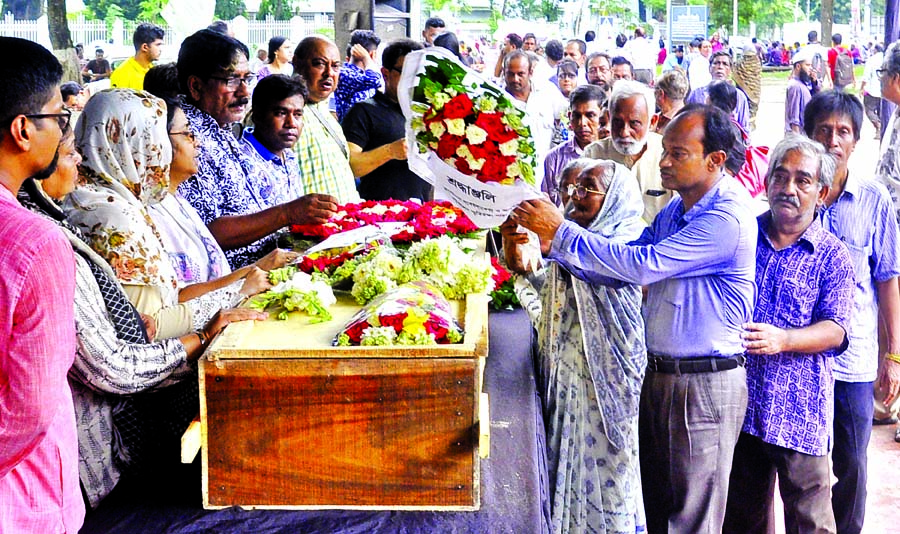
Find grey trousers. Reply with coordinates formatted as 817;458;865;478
723;432;836;534
639;366;748;534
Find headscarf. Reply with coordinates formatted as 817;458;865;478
539;162;648;450
64;89;178;294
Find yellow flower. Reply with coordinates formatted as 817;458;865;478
402;307;430;336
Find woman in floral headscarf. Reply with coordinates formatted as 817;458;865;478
19;126;268;508
64;89;269;340
503;158;648;534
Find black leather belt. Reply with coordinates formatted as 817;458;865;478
646;354;746;374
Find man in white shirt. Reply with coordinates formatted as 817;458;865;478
624;27;657;85
565;39;588;85
861;43;885;135
688;39;713;90
504;50;568;185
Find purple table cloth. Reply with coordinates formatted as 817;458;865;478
79;309;550;534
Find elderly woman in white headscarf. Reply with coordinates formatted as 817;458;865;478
502;158;648;534
64;89;270;340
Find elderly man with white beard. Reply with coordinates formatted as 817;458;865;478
584;79;671;223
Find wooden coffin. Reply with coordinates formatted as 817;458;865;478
198;292;490;510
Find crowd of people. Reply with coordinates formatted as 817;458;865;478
2;14;900;534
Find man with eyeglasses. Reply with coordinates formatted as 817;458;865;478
175;29;337;270
0;37;84;533
585;52;612;93
342;39;431;202
512;105;757;533
292;35;361;204
686;50;751;134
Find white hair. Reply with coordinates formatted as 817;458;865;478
609;79;657;117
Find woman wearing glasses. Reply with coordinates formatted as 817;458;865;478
17;121;268;508
502;158;648;534
63;89;275;342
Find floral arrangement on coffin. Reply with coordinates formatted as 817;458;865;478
408;54;537;186
389;201;480;242
335;281;464;346
248;267;336;321
331;236;495;305
290;200;479;242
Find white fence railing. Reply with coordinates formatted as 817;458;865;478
0;13;335;52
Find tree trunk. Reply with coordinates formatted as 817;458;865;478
47;0;72;50
47;0;80;84
821;0;834;45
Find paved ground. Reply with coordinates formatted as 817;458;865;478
751;79;900;534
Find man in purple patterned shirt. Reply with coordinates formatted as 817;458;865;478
723;135;855;534
334;29;382;122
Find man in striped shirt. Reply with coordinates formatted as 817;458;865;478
804;90;900;534
292;36;361;204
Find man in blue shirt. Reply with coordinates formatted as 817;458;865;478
804;90;900;534
723;134;855;534
512;104;757;533
243;74;305;202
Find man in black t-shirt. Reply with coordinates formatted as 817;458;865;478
83;48;111;82
341;39;432;201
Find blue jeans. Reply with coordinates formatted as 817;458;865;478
832;380;874;534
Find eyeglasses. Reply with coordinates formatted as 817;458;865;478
23;110;72;132
560;183;606;200
169;130;196;141
209;74;256;90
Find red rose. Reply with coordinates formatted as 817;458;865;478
378;312;408;333
468;139;497;161
474;112;504;134
449;212;478;234
491;256;511;285
424;107;445;125
454;157;473;176
479;155;514;183
442;94;475;120
344;320;369;343
475;112;518;143
424;316;449;341
437;134;465;160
